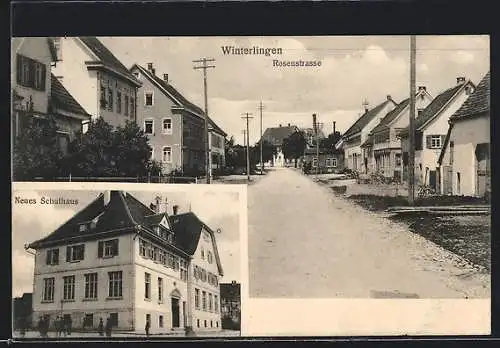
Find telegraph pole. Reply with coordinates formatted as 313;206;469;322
258;101;265;174
408;35;417;205
241;112;253;181
193;58;216;184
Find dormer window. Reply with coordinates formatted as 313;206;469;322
465;85;474;95
79;223;88;232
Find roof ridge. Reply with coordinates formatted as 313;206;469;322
118;191;140;226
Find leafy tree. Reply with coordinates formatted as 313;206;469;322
253;139;276;164
112;121;152;176
282;130;307;167
12;112;64;180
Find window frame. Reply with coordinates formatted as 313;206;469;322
162;118;173;135
158;277;163;303
108;271;123;299
62;275;76;301
42;277;55;302
144;91;154;106
144;119;154;135
67;244;85;262
430;135;442;149
144;272;151;300
84;272;98;300
162;146;172;163
46;248;59;265
195;288;200;309
116;91;122;114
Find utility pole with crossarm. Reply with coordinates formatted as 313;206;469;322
241;113;253;182
193;58;216;184
258;101;265;174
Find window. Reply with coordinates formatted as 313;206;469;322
429;135;442;149
153;247;159;262
145;92;154;106
66;244;85;262
204;320;207;328
84;273;98;299
159;315;164;328
201;269;207;282
465;85;474;95
202;291;207;310
147;243;154;259
100;85;106;109
449;141;454;165
209;293;213;311
180;260;188;281
197;319;200;328
214;295;219;312
207;251;213;264
108;271;123;298
325;158;333;167
162;147;172;163
159;250;166;265
107;87;113;111
162;118;172;134
145;272;151;299
46;249;59;265
312;158;318;167
216;321;219;328
145;314;151;326
124;95;129;116
417;109;424;116
144;120;154;135
195;288;200;309
16;54;46;91
130;97;135;118
201;248;205;260
110;313;118;327
42;278;55;302
139;240;147;257
98;239;119;258
117;92;122;113
148;147;154;160
395;154;402;167
332;158;338;167
173;256;180;271
158;277;163;302
63;275;75;301
79;224;88;232
211;320;213;328
133;72;140;79
83;314;93;328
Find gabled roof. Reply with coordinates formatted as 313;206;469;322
50;74;91;118
133;64;226;137
342;98;395;139
399;82;472;137
450;71;490;122
371;98;410;135
78;37;140;85
360;134;374;148
28;191;224;272
260;125;299;146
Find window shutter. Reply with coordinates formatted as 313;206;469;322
426;135;432;149
29;58;36;87
54;249;59;264
40;64;46;91
113;239;119;256
46;250;50;265
81;245;85;260
66;246;71;262
98;241;104;258
16;55;22;84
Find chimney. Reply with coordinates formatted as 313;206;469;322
333;121;336;135
172;205;179;215
456;77;466;85
418;86;426;92
147;63;153;72
103;191;111;206
387;95;392;101
163;73;169;83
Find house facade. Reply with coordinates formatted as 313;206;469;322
369;86;433;180
303;148;345;173
209;120;227;175
51;37;141;128
11;37;91;153
260;124;300;167
339;96;397;173
131;63;225;176
28;191;223;334
398;77;475;189
437;72;490;197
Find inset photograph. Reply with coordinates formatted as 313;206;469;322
12;185;243;338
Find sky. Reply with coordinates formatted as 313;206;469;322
99;35;490;144
11;189;241;297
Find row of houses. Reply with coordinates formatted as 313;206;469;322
336;72;490;197
11;37;227;176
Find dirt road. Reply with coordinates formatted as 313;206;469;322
248;168;490;298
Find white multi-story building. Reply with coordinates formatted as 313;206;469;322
28;191;223;334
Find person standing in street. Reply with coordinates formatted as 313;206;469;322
105;316;112;337
66;316;72;336
98;318;104;336
145;318;150;337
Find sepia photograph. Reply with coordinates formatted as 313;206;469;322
10;34;490;336
12;183;244;338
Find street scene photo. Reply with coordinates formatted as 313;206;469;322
12;185;243;338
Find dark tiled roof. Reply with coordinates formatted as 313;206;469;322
28;191;223;268
360;134;374;148
260;126;300;146
343;99;395;138
399;83;466;137
450;71;490;122
135;64;226;137
220;283;241;300
371;98;410;135
50;74;90;117
79;37;138;82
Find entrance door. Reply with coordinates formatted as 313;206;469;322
476;143;490;197
429;170;436;190
444;166;453;195
171;298;180;328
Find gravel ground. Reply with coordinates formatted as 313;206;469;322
249;168;490;299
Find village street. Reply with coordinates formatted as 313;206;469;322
248;168;490;299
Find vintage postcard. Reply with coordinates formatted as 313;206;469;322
12;182;245;338
11;35;490;336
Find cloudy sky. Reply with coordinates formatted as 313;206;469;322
12;189;241;297
100;35;489;144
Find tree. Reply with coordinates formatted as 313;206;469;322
319;131;342;152
282;130;307;167
112;121;153;176
13;112;64;180
253;139;276;164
